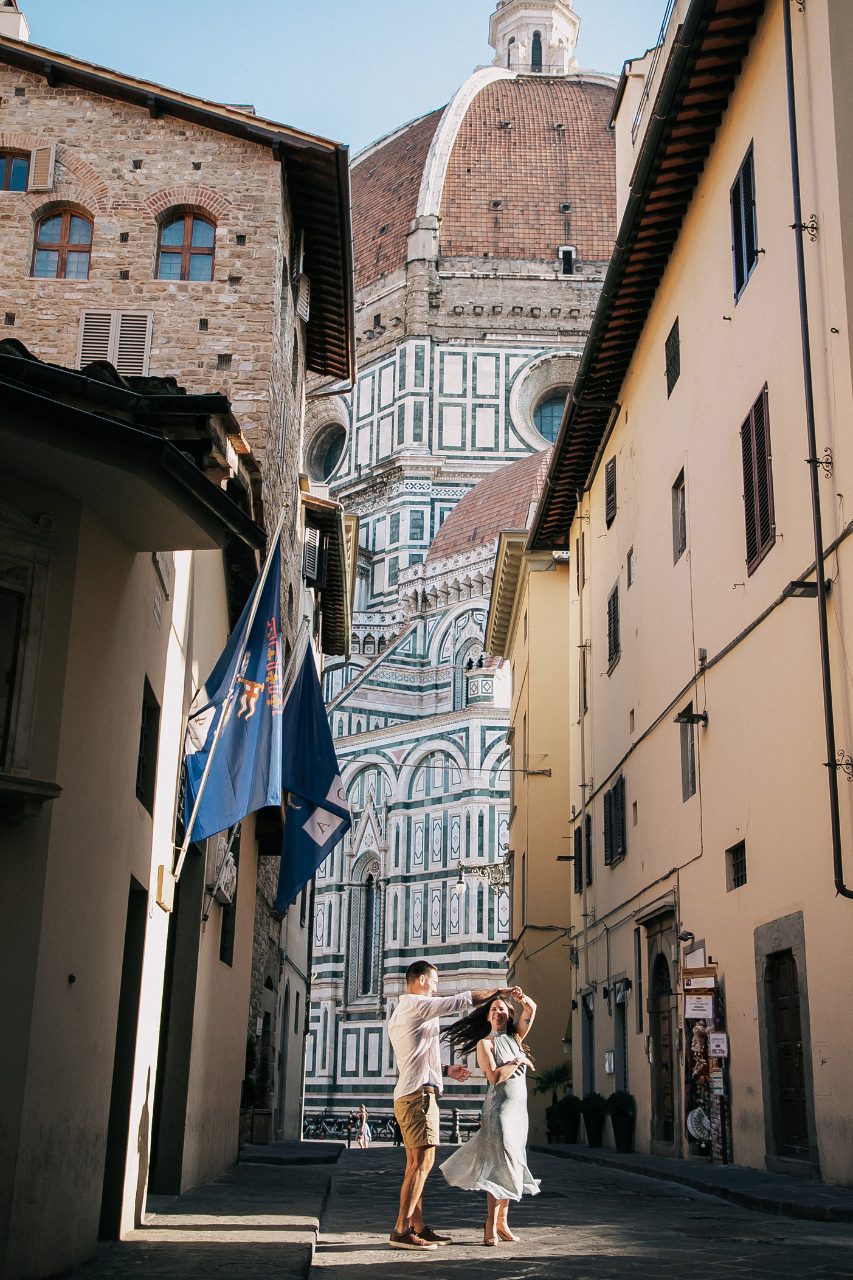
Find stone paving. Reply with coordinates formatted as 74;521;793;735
311;1147;853;1280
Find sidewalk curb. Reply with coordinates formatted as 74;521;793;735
531;1145;853;1223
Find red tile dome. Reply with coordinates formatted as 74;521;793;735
427;449;552;563
351;72;615;293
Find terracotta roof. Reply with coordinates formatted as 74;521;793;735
440;77;616;261
529;0;764;549
351;110;444;291
427;449;551;563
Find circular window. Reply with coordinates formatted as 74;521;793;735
533;391;567;443
308;424;346;481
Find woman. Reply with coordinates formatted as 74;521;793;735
357;1104;371;1149
439;986;539;1245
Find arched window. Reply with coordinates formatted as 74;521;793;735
287;583;294;625
156;212;215;281
307;423;346;482
0;150;28;191
476;884;485;933
532;30;543;71
506;36;515;69
32;210;92;279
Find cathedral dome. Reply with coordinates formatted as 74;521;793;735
426;449;551;563
351;66;616;293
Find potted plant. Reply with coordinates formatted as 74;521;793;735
251;1053;273;1144
553;1092;583;1143
606;1090;636;1153
533;1062;574;1107
581;1091;608;1147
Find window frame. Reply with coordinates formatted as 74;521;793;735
0;149;29;192
680;703;697;802
672;469;687;563
731;143;759;301
31;208;93;280
156;211;216;282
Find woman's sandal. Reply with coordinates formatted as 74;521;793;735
496;1225;520;1242
483;1221;497;1246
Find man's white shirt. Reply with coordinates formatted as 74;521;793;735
388;991;473;1100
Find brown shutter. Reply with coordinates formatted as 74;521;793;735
742;384;774;573
584;812;593;886
605;457;617;526
614;776;626;861
27;144;56;192
603;789;613;865
573;827;582;894
607;584;620;667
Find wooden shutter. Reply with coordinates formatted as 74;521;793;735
78;311;152;376
603;789;613;866
78;311;113;365
303;525;320;581
614;776;626;861
296;274;311;322
741;384;774;573
584;813;593;886
573;827;582;894
605;458;617;527
115;312;153;377
607;584;620;667
27;144;55;192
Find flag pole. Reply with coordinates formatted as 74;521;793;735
173;507;287;883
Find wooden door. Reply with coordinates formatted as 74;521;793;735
650;952;675;1144
766;950;809;1158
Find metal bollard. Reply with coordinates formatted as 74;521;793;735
449;1107;460;1143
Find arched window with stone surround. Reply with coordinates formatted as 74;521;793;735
32;208;93;279
506;35;515;68
532;30;543;72
156;211;215;281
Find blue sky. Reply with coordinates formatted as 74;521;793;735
20;1;667;153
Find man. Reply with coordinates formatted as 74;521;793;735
387;960;511;1250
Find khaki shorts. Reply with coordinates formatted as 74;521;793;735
394;1087;440;1149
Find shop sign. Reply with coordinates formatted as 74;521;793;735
709;1032;728;1058
685;993;714;1020
710;1068;725;1096
683;967;716;991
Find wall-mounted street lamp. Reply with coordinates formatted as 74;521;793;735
451;860;510;896
674;709;708;728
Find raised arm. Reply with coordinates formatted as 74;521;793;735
510;986;537;1038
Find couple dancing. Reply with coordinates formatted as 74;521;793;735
387;960;539;1250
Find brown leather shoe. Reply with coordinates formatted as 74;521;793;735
388;1229;438;1250
418;1225;452;1244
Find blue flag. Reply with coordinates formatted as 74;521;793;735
275;647;351;912
183;543;283;842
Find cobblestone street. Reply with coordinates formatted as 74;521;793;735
311;1148;853;1279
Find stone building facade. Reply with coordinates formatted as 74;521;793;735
305;0;616;1116
0;13;353;1274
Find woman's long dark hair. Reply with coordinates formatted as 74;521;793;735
441;995;518;1059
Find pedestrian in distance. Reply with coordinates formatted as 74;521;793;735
439;986;540;1245
357;1104;371;1149
386;959;515;1251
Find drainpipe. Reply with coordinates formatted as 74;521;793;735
783;0;853;899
